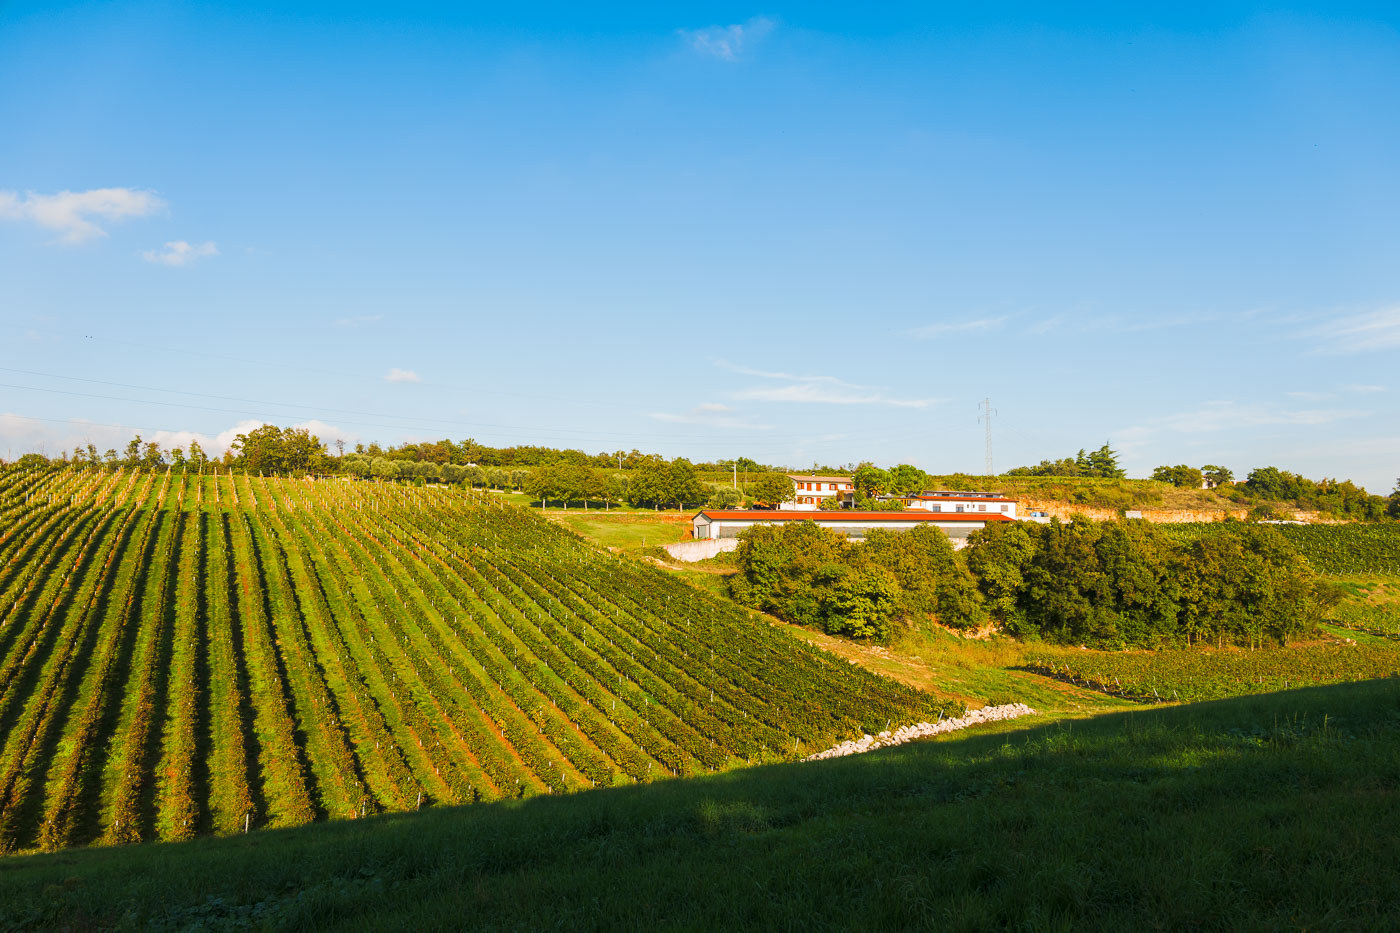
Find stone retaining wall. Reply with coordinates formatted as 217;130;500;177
663;538;740;562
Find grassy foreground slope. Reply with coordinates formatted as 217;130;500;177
1;680;1396;931
0;468;937;855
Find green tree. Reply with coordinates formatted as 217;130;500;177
887;464;929;497
964;521;1038;630
231;424;287;473
1389;479;1400;519
1086;444;1125;479
665;459;705;509
142;441;165;469
1172;524;1321;648
1201;464;1234;488
1151;464;1204;488
124;435;142;466
707;486;744;509
187;440;208;473
853;465;891;498
819;565;901;640
627;458;670;509
748;472;794;508
229;425;327;474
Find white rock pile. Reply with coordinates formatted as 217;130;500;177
802;703;1038;762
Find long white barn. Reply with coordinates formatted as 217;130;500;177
901;491;1018;519
691;509;1013;543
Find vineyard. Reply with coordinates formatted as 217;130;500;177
1025;643;1400;703
1158;522;1400;575
0;468;941;854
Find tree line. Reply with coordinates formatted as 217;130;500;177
730;516;1337;648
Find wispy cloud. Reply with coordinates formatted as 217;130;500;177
385;368;422;383
1124;400;1366;440
650;403;771;430
1286;384;1386;402
0;187;164;243
678;16;774;61
142;240;218;266
908;317;1007;340
714;358;941;408
336;314;383;328
1303;307;1400;353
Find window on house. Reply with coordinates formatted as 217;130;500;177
978;504;986;512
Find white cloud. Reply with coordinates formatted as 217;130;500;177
695;402;733;412
336;314;383;328
908;317;1008;339
0;187;165;243
142;240;218;266
713;358;940;408
1345;383;1387;394
385;368;422;383
679;16;774;61
1304;307;1400;353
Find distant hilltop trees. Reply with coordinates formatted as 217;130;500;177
5;426;1397;519
1005;443;1125;479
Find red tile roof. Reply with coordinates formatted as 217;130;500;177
693;510;1013;522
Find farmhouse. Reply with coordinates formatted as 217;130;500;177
783;474;854;510
692;509;1013;543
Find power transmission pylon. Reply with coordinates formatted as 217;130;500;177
979;398;996;478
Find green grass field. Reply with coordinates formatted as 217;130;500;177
550;512;690;550
2;679;1396;931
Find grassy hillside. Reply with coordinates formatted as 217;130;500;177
0;468;940;855
1;680;1396;931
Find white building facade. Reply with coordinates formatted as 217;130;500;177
782;474;855;510
900;490;1018;519
692;509;1013;543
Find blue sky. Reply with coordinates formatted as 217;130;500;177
2;2;1398;491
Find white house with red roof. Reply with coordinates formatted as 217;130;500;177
782;474;854;510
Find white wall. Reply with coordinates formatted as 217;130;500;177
663;538;740;562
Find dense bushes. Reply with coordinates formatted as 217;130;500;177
733;517;1332;649
729;524;981;641
968;519;1327;649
